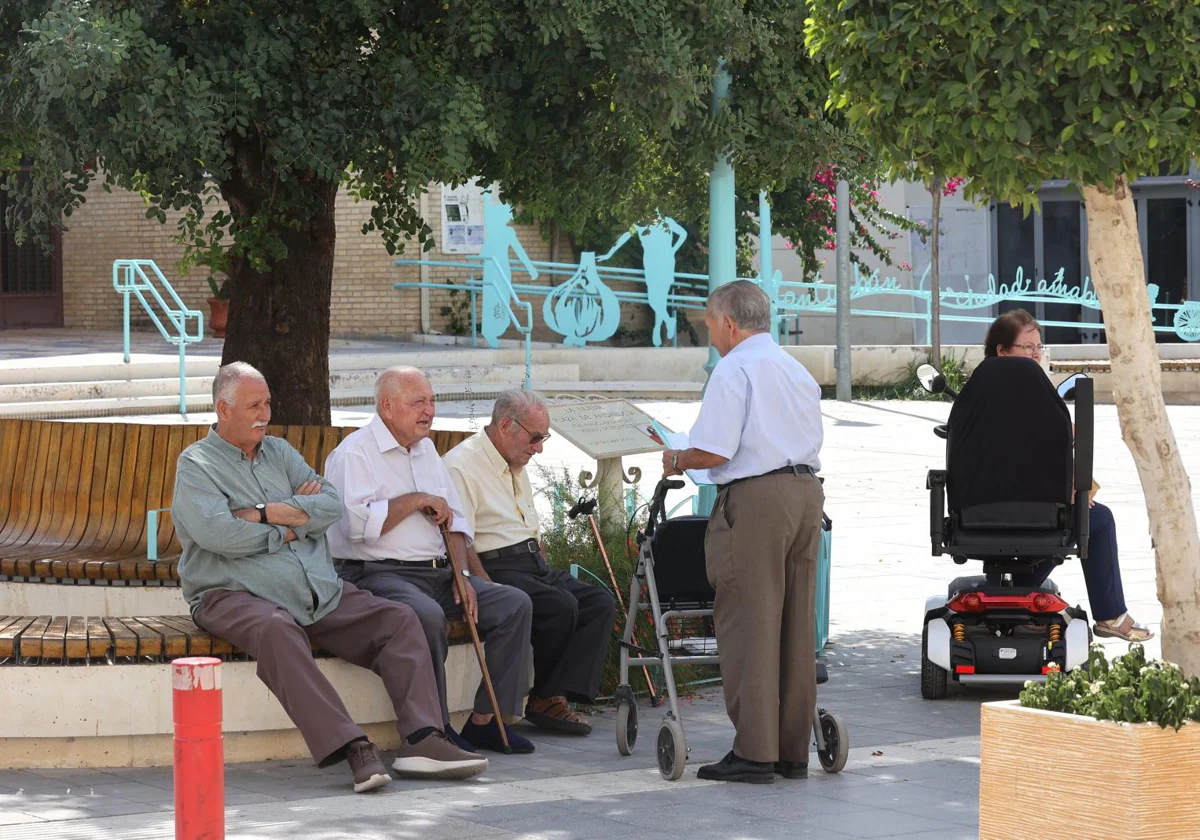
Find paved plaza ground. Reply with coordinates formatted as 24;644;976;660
3;369;1196;838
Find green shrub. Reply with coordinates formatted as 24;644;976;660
1020;644;1200;731
821;350;971;401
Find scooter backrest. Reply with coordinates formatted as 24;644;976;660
946;357;1072;528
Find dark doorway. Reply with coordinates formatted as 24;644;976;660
0;171;64;328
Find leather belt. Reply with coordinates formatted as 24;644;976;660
717;463;816;491
477;539;541;563
344;557;448;569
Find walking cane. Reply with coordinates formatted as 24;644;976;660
567;497;660;704
439;522;511;753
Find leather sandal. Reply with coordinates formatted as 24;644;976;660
524;696;592;735
1094;613;1155;642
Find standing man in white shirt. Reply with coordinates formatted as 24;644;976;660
662;280;825;785
324;367;535;755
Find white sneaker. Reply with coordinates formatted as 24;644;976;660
392;729;488;779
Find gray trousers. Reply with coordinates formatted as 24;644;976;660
705;472;824;764
338;560;533;722
193;582;444;768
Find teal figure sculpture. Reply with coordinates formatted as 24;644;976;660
601;216;687;346
480;194;538;347
543;252;620;347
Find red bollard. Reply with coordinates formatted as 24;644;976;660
173;656;224;840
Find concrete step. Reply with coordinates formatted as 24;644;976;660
328;363;577;391
0;353;222;387
0;376;216;403
0;379;697;419
537;380;704;399
0;363;579;412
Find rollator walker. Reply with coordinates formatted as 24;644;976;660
613;477;849;780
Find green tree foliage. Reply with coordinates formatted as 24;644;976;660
806;0;1200;676
2;0;847;421
805;0;1200;205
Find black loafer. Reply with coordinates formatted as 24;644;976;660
697;751;775;784
775;760;808;779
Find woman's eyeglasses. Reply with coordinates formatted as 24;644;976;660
1012;342;1045;356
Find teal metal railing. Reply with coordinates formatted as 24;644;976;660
393;255;535;387
112;259;205;416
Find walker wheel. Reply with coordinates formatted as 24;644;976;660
816;708;849;774
615;697;638;756
656;718;687;781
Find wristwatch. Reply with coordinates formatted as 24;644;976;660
255;503;267;524
460;569;473;578
671;452;681;472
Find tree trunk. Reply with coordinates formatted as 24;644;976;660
218;145;338;425
929;178;942;366
1081;179;1200;676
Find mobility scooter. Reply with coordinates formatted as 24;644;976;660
918;357;1094;699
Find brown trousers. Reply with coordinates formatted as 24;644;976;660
705;472;824;763
194;581;443;767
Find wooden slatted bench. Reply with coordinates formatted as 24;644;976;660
0;419;471;585
0;614;472;665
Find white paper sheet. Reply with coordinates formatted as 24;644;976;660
660;430;714;486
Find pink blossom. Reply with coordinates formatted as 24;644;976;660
942;177;966;197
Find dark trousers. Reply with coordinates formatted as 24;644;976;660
486;552;617;704
1010;502;1127;621
337;560;533;722
193;582;443;767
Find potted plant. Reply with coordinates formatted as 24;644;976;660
979;644;1200;839
206;275;230;338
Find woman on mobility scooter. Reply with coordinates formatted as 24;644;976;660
985;309;1152;643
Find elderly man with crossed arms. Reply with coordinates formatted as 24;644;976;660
173;362;487;794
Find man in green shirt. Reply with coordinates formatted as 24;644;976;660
172;362;487;793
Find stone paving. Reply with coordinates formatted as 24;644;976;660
3;362;1197;837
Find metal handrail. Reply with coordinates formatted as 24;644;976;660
112;259;205;416
394;255;534;387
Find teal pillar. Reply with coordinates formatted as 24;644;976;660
759;190;779;342
705;60;736;378
699;61;736;516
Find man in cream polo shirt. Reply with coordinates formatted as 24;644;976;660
444;390;617;735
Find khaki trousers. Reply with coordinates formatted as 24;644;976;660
705;472;824;763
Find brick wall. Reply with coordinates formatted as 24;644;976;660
60;181;601;341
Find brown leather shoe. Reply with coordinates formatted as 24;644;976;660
347;740;391;793
524;695;592;735
392;728;488;779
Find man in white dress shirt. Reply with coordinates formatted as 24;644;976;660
325;367;535;755
662;280;825;784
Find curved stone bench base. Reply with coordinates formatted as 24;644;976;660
0;647;490;769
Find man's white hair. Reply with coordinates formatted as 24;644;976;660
212;361;266;406
707;280;771;333
375;366;429;408
490;389;548;426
